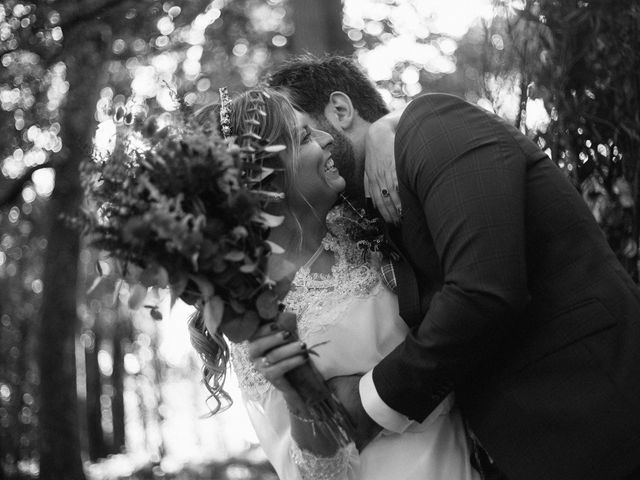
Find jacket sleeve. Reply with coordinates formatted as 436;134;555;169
372;94;530;421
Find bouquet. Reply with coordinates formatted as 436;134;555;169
78;90;355;446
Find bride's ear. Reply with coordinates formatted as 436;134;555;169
324;91;356;131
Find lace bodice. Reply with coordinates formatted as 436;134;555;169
229;206;382;401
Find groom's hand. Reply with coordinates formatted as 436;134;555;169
327;374;383;451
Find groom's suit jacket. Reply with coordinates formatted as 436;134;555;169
374;93;640;480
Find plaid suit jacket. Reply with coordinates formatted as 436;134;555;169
372;94;640;479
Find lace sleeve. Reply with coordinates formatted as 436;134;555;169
290;441;355;480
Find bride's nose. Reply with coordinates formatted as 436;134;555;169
315;129;334;149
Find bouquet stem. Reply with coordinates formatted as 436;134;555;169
285;361;356;447
272;311;356;446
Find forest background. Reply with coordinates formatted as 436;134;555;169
1;0;638;479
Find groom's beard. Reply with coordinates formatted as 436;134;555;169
312;116;365;206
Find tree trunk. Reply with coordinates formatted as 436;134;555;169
85;330;107;461
290;0;353;55
37;27;108;480
110;324;126;453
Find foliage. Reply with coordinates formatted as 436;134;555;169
79;95;291;339
515;0;640;280
448;1;640;281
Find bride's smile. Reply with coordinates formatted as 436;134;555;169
289;111;346;210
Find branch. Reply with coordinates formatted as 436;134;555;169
0;162;52;209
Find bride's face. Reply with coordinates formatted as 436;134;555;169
288;111;346;209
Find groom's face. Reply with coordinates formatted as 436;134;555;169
298;112;365;203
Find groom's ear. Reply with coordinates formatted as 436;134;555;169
324;91;356;131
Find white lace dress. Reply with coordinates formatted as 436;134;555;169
229;209;479;480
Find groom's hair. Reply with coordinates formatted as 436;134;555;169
266;54;389;122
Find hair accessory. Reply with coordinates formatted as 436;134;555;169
219;87;232;138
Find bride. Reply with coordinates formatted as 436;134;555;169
190;88;479;480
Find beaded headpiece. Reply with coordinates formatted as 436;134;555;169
218;87;232;139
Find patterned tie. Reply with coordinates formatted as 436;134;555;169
379;257;398;293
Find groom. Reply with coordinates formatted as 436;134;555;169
267;55;640;480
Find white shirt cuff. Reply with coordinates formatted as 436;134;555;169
359;369;414;434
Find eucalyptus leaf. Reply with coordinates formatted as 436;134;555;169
87;276;103;295
254;211;285;228
224;250;245;262
267;256;297;281
232;226;249;239
170;274;188;307
239;263;257;273
256;289;279;320
203;296;224;335
220;310;260;343
139;264;170;288
266;240;285;254
128;284;148;310
190;275;214;300
262;144;286;153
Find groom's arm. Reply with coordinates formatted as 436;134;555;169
370;94;530;422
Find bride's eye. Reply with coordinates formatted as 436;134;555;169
300;126;312;145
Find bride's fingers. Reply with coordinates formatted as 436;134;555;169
258;340;307;371
259;354;308;387
247;327;294;360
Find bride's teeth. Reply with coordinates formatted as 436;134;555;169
325;158;335;171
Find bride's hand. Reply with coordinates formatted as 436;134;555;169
327;374;383;451
365;111;403;224
248;319;308;400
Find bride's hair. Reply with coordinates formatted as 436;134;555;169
189;88;302;414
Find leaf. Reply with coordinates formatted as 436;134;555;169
229;298;246;314
139;264;170;288
212;257;227;273
255;289;279;320
254;211;285;228
170;274;188;307
87;276;103;295
239;263;257;273
267;256;297;281
266;240;285;254
623;239;638;259
273;277;294;300
614;178;634;208
203;296;224;335
123;262;144;283
224;250;245;262
220;310;260;343
190;275;214;300
262;144;286;153
128;284;148;310
232;226;248;238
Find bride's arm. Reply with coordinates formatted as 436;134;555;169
365;108;405;224
246;323;353;479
